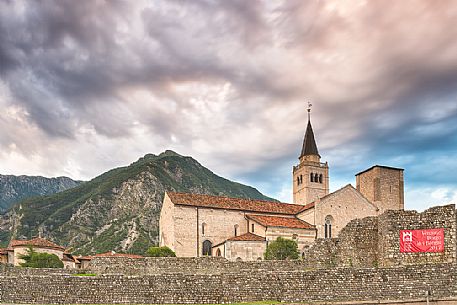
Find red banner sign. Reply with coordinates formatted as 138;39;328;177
400;229;444;253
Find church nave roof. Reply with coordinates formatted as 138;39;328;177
167;191;305;215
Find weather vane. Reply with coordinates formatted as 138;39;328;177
307;101;312;120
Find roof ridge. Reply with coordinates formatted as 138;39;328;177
226;232;266;242
167;191;288;204
167;191;306;215
316;184;378;210
246;214;315;229
317;184;353;202
9;237;65;250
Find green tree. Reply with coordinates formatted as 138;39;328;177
19;246;64;268
146;246;176;257
264;237;299;260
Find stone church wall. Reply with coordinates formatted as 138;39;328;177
224;240;265;261
314;185;378;239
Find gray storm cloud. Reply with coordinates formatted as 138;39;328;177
1;0;457;209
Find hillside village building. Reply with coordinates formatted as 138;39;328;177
160;113;405;260
0;237;143;268
1;237;67;267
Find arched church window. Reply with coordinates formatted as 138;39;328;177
202;223;207;236
297;177;300;185
216;248;221;257
234;224;239;236
310;173;314;182
202;240;212;256
324;215;333;239
319;174;323;184
251;223;255;233
314;173;319;183
300;175;303;184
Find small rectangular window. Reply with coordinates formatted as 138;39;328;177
251;223;254;232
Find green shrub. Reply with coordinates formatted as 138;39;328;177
264;237;299;260
146;246;176;257
19;246;64;268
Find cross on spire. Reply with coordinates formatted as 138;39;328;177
307;101;312;121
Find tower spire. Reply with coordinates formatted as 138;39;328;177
293;101;328;205
300;101;320;159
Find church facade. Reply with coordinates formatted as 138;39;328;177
159;114;404;260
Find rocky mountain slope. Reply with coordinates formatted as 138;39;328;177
0;150;275;255
0;175;81;212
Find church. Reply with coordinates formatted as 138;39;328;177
159;111;404;261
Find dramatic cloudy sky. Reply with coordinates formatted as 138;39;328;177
1;0;457;210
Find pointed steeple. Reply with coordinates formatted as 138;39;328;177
300;119;320;158
293;102;328;205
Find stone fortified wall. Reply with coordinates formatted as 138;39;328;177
2;260;457;304
2;205;457;304
89;256;307;275
302;204;457;268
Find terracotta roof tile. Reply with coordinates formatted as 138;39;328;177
0;248;7;254
227;232;266;242
78;256;93;261
9;237;65;251
298;201;315;212
246;215;315;229
167;192;305;215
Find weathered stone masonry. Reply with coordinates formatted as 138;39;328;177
2;261;457;304
302;204;457;268
2;205;457;304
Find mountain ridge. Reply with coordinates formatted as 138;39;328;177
0;150;276;255
0;174;82;212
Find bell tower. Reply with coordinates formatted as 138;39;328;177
293;103;329;205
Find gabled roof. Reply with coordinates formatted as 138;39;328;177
299;201;315;213
9;237;65;251
246;214;315;229
227;232;266;242
77;256;93;261
167;192;305;215
323;184;377;209
297;184;378;214
300;120;320;158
